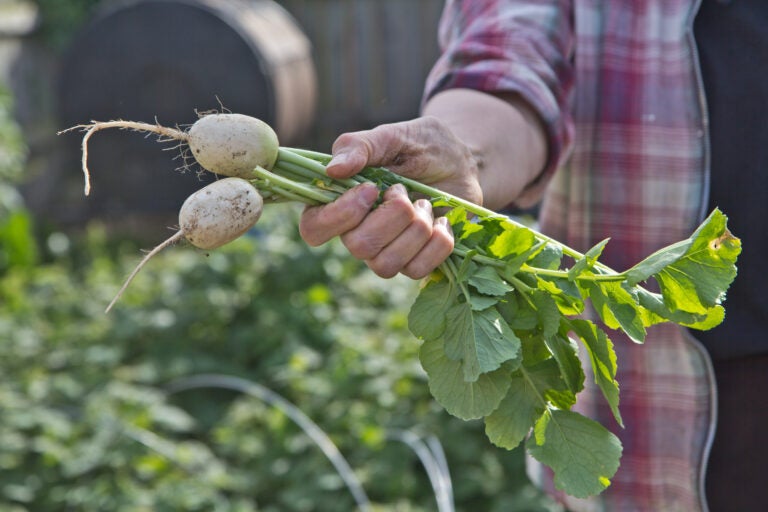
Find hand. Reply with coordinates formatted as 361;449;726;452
299;116;482;279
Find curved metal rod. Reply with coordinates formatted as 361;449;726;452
387;429;455;512
164;373;371;512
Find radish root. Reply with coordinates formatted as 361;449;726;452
58;120;189;196
105;230;185;314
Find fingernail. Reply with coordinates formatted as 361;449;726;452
390;183;407;196
415;199;432;212
327;152;349;169
357;182;380;206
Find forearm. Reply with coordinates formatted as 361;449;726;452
422;88;548;211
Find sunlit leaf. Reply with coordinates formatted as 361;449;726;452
420;337;512;420
527;410;622;498
654;209;740;316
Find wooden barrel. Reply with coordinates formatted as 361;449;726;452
55;0;316;222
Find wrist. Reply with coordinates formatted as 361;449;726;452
423;88;548;210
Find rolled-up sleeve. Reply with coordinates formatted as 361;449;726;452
424;0;575;205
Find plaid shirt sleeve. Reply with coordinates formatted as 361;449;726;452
423;0;575;206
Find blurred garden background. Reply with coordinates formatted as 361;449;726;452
0;1;560;510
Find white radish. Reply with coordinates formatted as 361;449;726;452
187;113;279;178
59;112;280;195
179;176;264;249
105;177;263;313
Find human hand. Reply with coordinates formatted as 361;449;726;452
299;116;482;279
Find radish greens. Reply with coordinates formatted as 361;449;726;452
64;113;741;499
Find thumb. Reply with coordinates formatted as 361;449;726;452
326;124;405;178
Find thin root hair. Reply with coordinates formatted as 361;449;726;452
105;230;186;314
58;120;190;196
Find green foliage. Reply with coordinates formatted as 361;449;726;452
0;206;560;511
0;87;26;184
407;206;739;498
0;86;37;274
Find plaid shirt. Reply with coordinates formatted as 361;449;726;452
425;1;714;511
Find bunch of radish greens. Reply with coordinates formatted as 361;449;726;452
63;112;741;499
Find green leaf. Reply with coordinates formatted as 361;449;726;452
484;358;571;449
488;224;536;259
536;276;584;316
455;252;476;283
500;240;547;278
0;210;39;271
625;239;692;286
569;319;622;426
468;265;513;296
484;372;544;450
469;293;500;311
528;243;563;270
446;207;484;244
568;238;609;281
543;332;584;396
419;337;512;420
497;293;539;331
443;300;478;376
636;289;725;330
407;276;455;341
654;209;741;315
444;301;522;382
530;290;562;339
586;281;646;343
527;409;622;498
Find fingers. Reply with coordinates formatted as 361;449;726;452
340;184;416;260
369;211;454;280
325;118;483;206
300;118;471;279
299;182;380;246
341;186;453;279
298;182;454;279
326;124;405;179
400;216;454;279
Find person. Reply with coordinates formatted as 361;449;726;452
299;1;767;511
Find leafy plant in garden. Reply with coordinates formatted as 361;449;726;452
409;206;738;497
0;209;559;511
63;113;741;498
0;86;37;274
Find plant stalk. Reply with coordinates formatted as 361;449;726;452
272;148;621;276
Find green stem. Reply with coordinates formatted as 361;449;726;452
274;161;349;195
268;163;317;186
449;245;627;284
251;165;339;204
274;146;619;276
277;148;361;188
520;265;627;282
280;147;332;164
451;245;503;269
359;165;600;267
267;184;323;205
507;274;533;294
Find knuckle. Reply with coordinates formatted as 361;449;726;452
298;213;327;247
369;260;400;279
403;255;441;280
403;234;454;279
299;226;322;247
412;214;434;238
380;189;416;218
342;232;381;260
402;261;431;280
331;131;360;150
367;250;407;279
